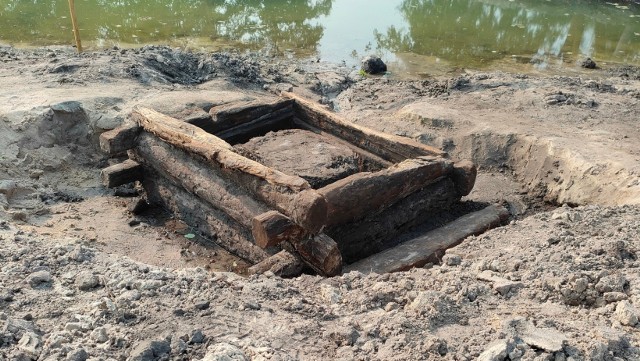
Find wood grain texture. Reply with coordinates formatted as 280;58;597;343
131;133;269;229
318;156;453;226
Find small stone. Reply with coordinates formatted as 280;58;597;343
28;270;52;288
520;327;566;353
477;271;523;296
51;101;83;114
201;343;247;361
503;318;567;353
190;329;206;344
0;180;18;196
581;57;597;69
273;83;294;93
477;339;513;361
614;301;639;326
171;337;188;355
443;254;462;266
603;292;628;303
194;300;210;310
546;237;561;245
29;169;44;179
90;327;109;343
361;55;387;75
129;338;171;361
66;348;89;361
75;271;99;291
173;308;186;317
18;331;42;359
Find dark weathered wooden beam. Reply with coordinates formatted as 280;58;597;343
209;98;295;133
328;178;461;263
99;122;141;155
344;204;510;274
143;173;271;264
247;250;304;277
452;160;477;197
131;133;269;229
251;211;306;249
291;233;342;277
283;92;446;162
318;156;453;227
100;159;143;188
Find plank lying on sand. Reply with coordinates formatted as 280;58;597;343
344;204;510;274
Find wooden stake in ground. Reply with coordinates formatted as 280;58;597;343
67;0;82;52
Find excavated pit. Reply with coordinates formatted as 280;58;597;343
92;89;639;276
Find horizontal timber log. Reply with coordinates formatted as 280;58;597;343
143;172;270;264
328;178;461;263
209;98;294;133
283;92;446;162
131;133;269;229
101;159;143;188
99;122;141;155
344;204;510;274
318;156;454;227
131;107;327;231
247;250;304;277
291;233;342;277
251;211;306;249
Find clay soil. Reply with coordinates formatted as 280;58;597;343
1;45;639;360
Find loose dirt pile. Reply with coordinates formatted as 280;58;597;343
1;45;639;360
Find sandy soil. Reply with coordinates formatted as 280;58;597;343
1;45;639;360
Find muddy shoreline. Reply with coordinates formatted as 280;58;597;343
1;46;639;360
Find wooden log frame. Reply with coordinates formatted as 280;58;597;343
131;132;269;230
328;177;461;263
98;96;481;277
283;92;446;162
318;156;454;227
130;106;328;233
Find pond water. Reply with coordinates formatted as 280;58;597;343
1;0;639;75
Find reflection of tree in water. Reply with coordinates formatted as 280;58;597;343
0;0;333;54
213;0;333;54
375;0;640;67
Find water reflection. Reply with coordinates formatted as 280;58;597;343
0;0;639;70
0;0;332;55
375;0;640;68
